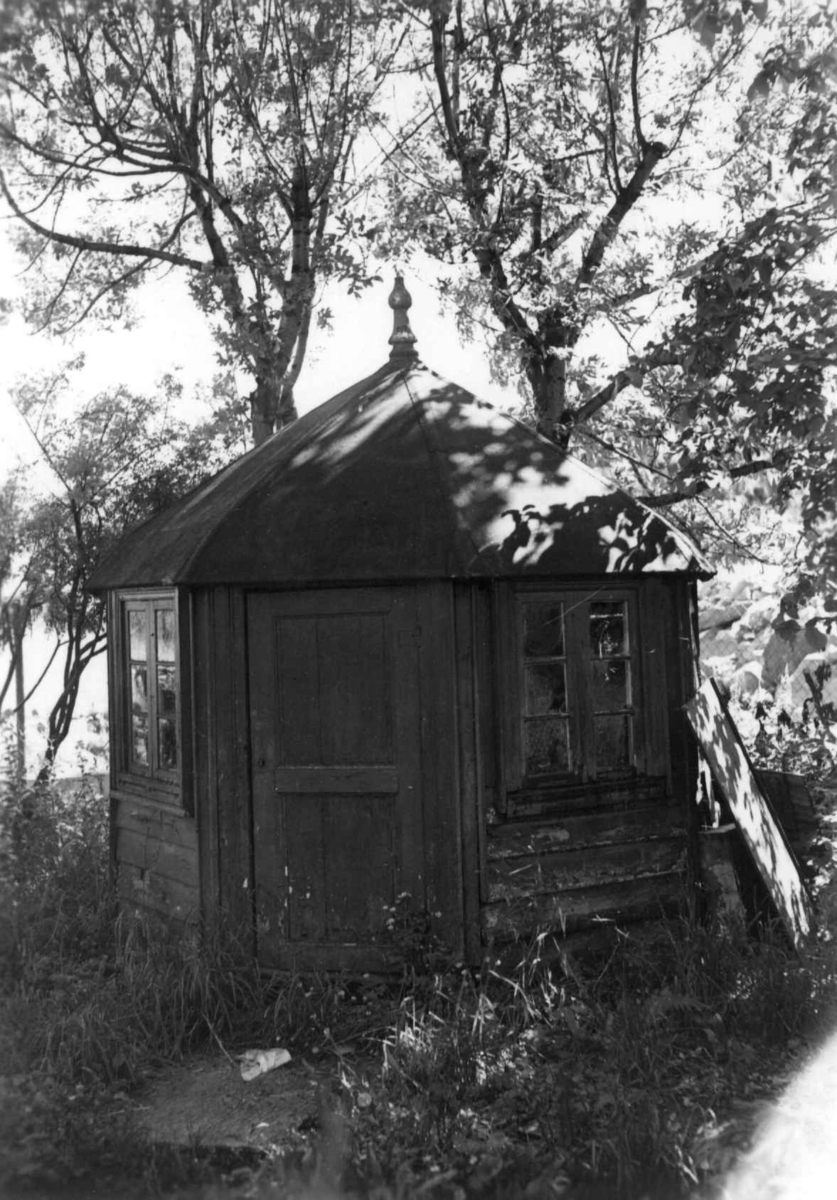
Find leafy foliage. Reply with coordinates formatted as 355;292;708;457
376;0;837;596
0;0;396;441
1;364;236;772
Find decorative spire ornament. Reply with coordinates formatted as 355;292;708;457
388;273;418;361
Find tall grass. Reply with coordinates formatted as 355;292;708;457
1;747;831;1198
359;919;833;1197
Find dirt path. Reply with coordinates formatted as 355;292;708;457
132;1050;334;1153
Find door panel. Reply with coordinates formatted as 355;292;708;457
248;589;421;969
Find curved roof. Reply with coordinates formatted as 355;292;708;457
89;360;712;590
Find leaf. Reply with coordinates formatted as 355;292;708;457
628;0;648;22
747;70;771;102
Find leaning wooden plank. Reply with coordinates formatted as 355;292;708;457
685;679;813;948
758;769;818;851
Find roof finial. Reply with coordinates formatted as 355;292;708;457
388;273;418;361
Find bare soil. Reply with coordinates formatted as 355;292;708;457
131;1045;371;1156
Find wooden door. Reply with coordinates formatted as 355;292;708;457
247;588;423;970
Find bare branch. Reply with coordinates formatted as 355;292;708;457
630;23;647;154
577;138;667;287
0;167;205;269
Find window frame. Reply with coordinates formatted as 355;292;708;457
508;584;649;794
112;588;187;807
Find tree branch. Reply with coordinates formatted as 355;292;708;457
0;168;205;269
630;23;648;154
577;138;667;287
595;33;623;194
643;458;779;507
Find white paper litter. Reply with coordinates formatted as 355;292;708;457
238;1047;292;1081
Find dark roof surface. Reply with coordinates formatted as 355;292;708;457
89;361;712;590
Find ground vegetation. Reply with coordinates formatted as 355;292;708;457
1;757;835;1199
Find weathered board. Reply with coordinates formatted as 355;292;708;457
483;797;689;941
487;835;686;902
111;794;199;922
248;588;424;970
487;804;686;855
483;869;687;940
190;586;253;932
686;679;813;948
505;778;667;819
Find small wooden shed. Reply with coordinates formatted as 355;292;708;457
90;280;713;970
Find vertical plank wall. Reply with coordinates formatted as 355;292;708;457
415;581;466;958
192;586;254;941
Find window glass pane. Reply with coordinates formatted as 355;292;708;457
158;719;177;769
525;717;571;775
131;666;149;764
156;663;177;768
523;602;564;658
129;610;147;660
590;602;627;657
595;714;631;772
155;609;176;663
525;664;567;715
591;660;629;711
157;664;177;716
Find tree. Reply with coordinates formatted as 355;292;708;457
0;481;43;783
4;364;235;777
377;0;837;590
0;0;396;443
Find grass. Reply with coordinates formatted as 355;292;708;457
1;756;834;1198
349;917;834;1198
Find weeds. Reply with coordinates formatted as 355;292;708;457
354;918;833;1198
1;752;833;1199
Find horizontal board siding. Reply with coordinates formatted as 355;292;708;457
483;795;688;941
117;863;200;922
487;804;686;857
112;792;199;922
487;836;687;902
506;778;667;819
483;869;687;940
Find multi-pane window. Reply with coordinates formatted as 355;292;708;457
519;591;637;783
122;598;178;778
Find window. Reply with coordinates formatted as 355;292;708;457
120;595;179;783
518;589;639;785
